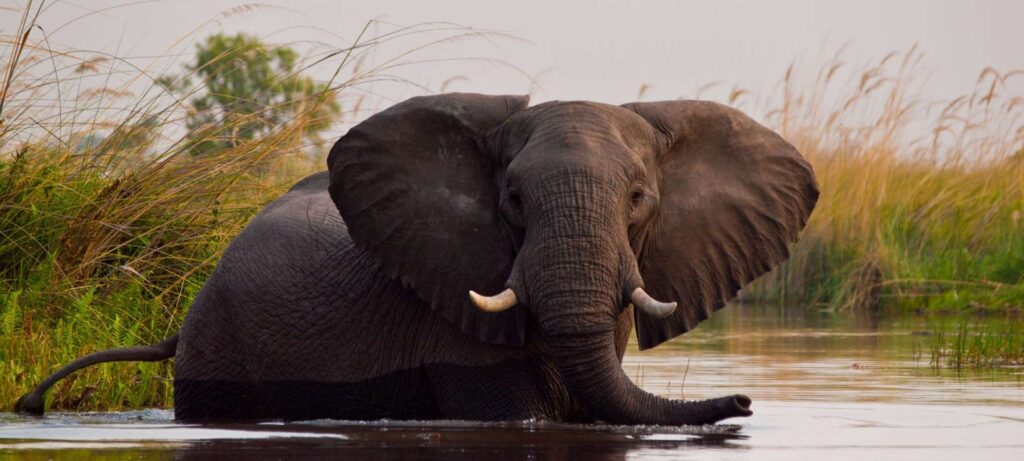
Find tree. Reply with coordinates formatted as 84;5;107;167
158;33;340;156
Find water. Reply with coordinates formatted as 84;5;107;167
2;305;1022;460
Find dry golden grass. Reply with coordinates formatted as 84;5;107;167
742;47;1024;312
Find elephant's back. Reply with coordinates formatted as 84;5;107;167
174;172;431;420
286;170;330;193
175;172;358;378
173;172;509;421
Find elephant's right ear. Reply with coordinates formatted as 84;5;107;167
623;100;819;350
327;93;530;346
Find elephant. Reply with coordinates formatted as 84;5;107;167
15;93;818;425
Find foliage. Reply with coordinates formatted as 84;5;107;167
0;107;316;412
0;10;338;411
157;33;342;156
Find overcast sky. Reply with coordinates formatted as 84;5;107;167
8;0;1024;122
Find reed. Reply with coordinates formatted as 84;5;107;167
740;47;1024;314
929;318;1024;369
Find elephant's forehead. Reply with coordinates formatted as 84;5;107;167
518;100;652;137
500;101;654;174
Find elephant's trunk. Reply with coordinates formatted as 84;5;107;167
543;325;752;425
522;173;750;424
524;235;751;425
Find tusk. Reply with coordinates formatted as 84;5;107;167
631;287;677;318
469;288;518;313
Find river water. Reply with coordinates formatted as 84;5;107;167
1;305;1022;460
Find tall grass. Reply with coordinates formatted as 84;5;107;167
741;47;1024;313
0;3;499;411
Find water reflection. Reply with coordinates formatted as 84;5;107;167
626;304;1024;406
1;414;747;460
1;304;1022;460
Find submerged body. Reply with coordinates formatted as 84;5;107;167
174;172;600;421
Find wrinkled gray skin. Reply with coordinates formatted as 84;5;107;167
16;93;817;425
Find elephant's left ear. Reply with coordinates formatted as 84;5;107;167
328;93;530;346
622;100;819;350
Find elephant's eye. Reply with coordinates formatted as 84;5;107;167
508;191;522;211
503;190;524;227
630;189;645;208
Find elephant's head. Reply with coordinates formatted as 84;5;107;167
327;93;818;425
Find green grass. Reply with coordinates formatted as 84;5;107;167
929;318;1024;369
0;144;295;411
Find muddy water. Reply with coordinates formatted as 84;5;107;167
2;305;1022;460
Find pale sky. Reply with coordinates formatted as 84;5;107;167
6;0;1024;126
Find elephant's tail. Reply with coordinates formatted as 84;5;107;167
14;334;179;416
